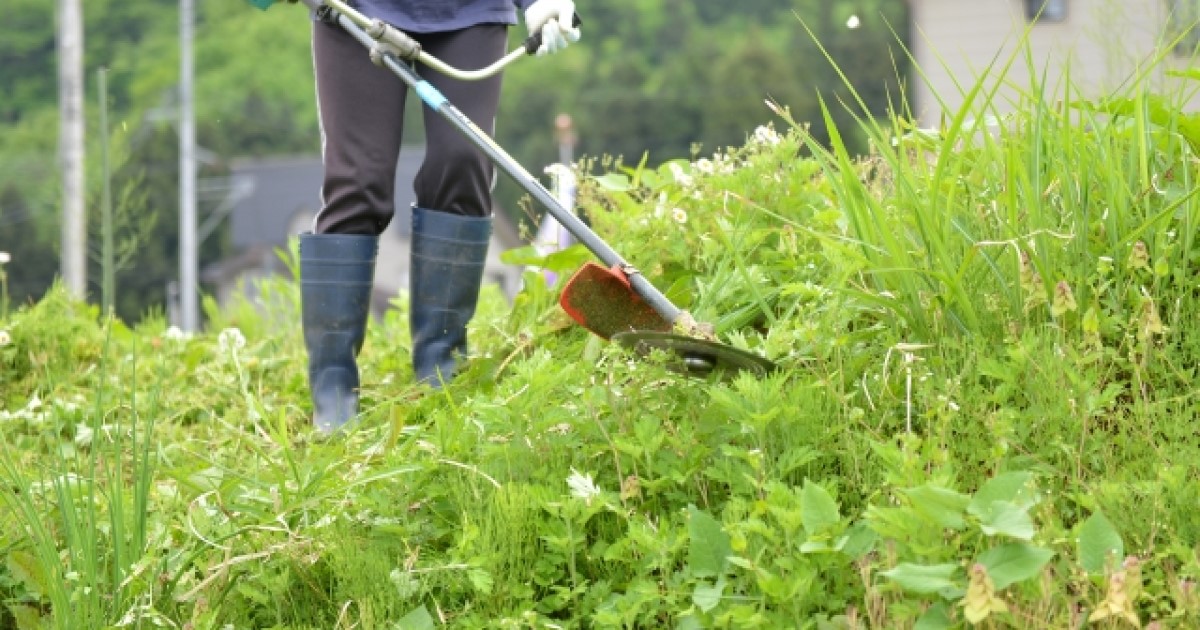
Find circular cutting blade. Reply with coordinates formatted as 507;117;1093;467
612;332;778;381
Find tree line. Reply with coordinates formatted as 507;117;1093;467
0;0;908;323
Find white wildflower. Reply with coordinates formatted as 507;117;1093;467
667;162;694;187
75;423;94;448
672;208;688;224
712;153;736;174
567;468;603;504
846;14;861;29
29;472;84;495
0;251;10;265
543;163;570;178
218;327;246;354
693;158;715;175
1;393;44;422
753;125;782;146
937;395;961;412
0;330;9;346
163;326;187;342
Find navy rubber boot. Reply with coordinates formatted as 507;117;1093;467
410;207;492;387
300;232;378;433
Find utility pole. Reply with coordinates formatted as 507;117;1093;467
179;0;199;332
554;113;577;168
551;112;577;231
534;113;579;286
57;0;86;299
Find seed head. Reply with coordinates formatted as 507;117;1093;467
1127;241;1150;271
1051;281;1077;317
961;563;1008;625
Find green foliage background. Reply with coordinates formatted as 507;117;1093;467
0;0;907;322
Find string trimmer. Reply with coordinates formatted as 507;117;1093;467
290;0;778;380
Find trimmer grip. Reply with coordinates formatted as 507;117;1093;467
523;13;582;55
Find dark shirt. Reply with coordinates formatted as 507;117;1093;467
350;0;534;33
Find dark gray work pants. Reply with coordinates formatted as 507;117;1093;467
311;19;507;234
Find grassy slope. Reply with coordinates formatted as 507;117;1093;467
2;66;1200;628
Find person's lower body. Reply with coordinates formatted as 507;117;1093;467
302;19;508;431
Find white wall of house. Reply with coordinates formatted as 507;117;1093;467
907;0;1198;126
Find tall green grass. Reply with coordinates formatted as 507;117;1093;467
791;19;1200;353
0;323;161;628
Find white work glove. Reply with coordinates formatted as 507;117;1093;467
524;0;580;56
